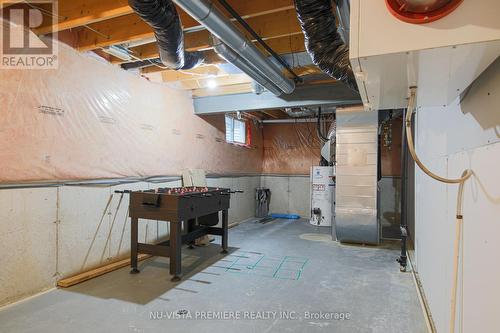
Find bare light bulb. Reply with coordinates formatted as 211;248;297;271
206;79;218;89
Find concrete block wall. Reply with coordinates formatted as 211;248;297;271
0;175;262;307
0;188;58;307
207;176;261;224
260;175;311;218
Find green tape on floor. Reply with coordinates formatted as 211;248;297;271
224;251;309;281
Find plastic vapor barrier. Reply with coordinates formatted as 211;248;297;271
0;38;262;184
262;122;323;175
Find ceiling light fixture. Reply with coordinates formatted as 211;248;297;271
206;79;218;89
101;45;132;61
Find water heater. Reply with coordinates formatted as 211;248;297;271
310;166;335;228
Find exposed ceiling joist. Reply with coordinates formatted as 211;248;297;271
192;83;253;98
261;110;286;119
75;0;296;51
130;32;305;64
162;64;328;95
0;0;26;6
34;0;131;35
172;74;252;90
242;112;264;121
0;0;21;5
184;9;302;51
161;65;222;82
135;34;306;75
255;34;306;57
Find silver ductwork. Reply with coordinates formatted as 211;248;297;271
335;0;350;46
251;81;266;95
335;109;379;244
284;105;337;118
173;0;295;95
284;107;316;118
211;36;283;96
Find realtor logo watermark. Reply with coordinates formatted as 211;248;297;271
149;310;352;321
0;0;58;69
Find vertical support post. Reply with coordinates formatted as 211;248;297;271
221;209;228;254
397;109;408;272
170;221;182;281
130;217;140;274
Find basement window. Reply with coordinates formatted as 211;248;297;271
225;115;247;145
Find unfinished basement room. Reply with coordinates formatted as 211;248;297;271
0;0;499;332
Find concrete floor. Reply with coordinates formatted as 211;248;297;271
0;219;427;333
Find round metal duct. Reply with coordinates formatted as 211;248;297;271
386;0;463;24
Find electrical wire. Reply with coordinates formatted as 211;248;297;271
316;107;330;142
405;87;472;333
216;0;302;83
303;118;318;149
22;0;66;21
21;1;110;40
82;25;110;40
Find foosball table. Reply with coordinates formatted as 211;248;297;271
119;186;239;281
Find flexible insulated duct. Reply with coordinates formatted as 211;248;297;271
173;0;295;94
295;0;357;90
335;0;350;45
211;35;283;96
121;58;163;70
129;0;203;70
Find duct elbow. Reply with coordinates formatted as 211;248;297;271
129;0;204;70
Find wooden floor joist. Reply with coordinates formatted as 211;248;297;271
57;254;151;288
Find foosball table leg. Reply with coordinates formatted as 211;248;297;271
187;219;196;249
130;217;140;274
221;209;228;254
170;221;182;281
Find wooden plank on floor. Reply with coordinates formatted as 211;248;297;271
57;254;151;288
